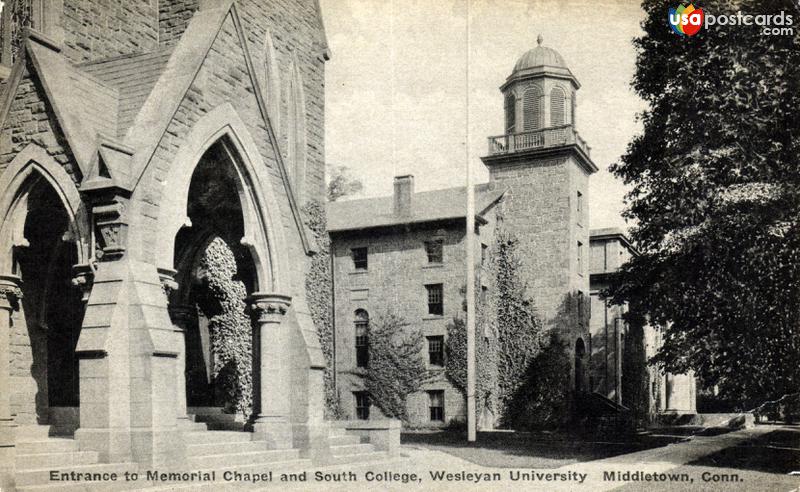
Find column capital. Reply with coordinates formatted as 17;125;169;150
0;275;22;310
71;263;95;303
249;292;292;324
157;267;179;300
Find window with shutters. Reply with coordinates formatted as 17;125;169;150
504;93;516;133
522;86;542;131
354;309;369;368
550;87;566;126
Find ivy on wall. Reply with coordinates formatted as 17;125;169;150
301;200;340;418
196;237;253;417
365;312;427;422
445;316;498;424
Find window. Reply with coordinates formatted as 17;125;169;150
354;309;369;368
481;285;488;304
577;241;583;274
576;191;583;213
427;336;444;367
354;391;370;420
426;284;443;316
424;239;443;264
352;247;368;270
481;243;488;265
428;391;444;422
522;86;543;131
550;87;566;126
504;93;516;133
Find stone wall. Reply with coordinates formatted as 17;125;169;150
331;220;493;427
62;0;160;63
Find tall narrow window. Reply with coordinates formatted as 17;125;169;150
426;284;443;316
354;309;369;368
286;57;307;202
428;391;444;422
427;336;444;367
354;391;370;420
577;241;583;274
481;243;488;265
576;191;583;213
351;247;368;270
263;30;281;130
504;93;516;133
550;87;566;126
424;239;443;264
522;86;542;131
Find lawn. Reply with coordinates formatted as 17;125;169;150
401;429;685;469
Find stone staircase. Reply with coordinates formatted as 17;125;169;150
9;423;398;490
326;426;388;465
13;426;138;491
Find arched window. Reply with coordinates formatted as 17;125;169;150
504;92;516;134
550;87;566;126
522;86;543;131
286;56;307;202
354;309;369;368
263;30;281;131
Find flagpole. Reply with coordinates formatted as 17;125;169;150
465;0;476;444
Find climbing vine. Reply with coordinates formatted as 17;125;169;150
196;237;253;418
301;200;340;418
365;312;427;422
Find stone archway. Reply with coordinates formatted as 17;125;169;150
0;145;90;436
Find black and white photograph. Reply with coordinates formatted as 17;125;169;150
0;0;797;490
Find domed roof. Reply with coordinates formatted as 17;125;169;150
513;35;568;72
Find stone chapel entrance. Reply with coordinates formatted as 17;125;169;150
170;140;257;420
11;175;83;426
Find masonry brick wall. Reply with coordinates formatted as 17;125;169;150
331;219;494;427
61;0;160;63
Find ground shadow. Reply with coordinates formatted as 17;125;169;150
687;427;800;475
401;430;684;469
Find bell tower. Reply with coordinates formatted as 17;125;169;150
482;36;598;389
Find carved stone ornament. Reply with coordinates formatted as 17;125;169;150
71;263;95;303
0;274;23;308
157;267;179;300
250;292;292;324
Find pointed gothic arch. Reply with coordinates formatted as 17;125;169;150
154;103;291;294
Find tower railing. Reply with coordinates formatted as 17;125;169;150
487;125;591;157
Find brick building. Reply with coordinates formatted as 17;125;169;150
327;176;504;427
0;1;397;489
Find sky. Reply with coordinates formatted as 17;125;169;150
319;0;648;230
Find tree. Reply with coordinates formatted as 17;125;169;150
364;312;427;421
608;0;800;408
327;165;363;202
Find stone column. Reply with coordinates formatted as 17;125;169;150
0;275;22;488
249;293;293;449
169;305;195;426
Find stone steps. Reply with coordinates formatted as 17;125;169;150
328;443;374;456
187;440;266;456
17;438;78;455
325;450;390;466
17;450;99;469
184;430;254;444
187;449;301;468
328;434;361;446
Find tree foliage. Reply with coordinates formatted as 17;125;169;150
445;316;498;423
196;237;253;417
301;200;340;418
493;229;547;420
608;0;800;407
327;165;364;202
365;312;427;421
